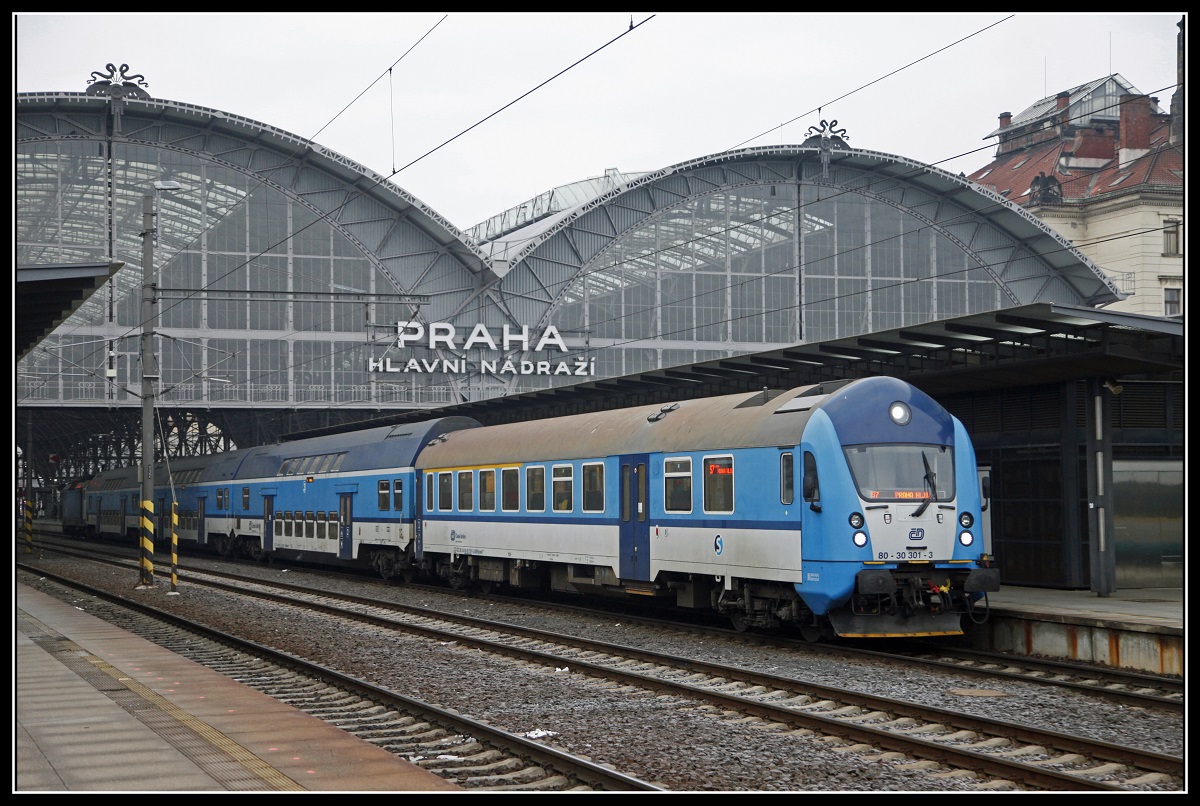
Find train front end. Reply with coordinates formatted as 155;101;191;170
797;377;999;638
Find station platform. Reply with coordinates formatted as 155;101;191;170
14;583;463;793
961;585;1184;676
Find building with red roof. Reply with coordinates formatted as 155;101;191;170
968;18;1184;318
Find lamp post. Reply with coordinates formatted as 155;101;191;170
136;180;182;589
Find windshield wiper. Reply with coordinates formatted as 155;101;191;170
912;451;936;516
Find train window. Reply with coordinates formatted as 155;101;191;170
242;487;250;510
438;472;453;511
305;511;315;538
843;444;954;502
426;473;434;510
552;465;573;512
582;463;604;512
501;468;519;511
458;471;474;511
479;469;496;511
216;488;224;509
621;465;631;521
780;452;794;505
378;480;391;511
316;512;326;539
637;463;647;523
319;454;337;473
526;467;545;512
284;511;292;536
393;479;403;510
664;458;692;513
330;453;347;472
552;465;571;510
279;458;293;476
803;452;820;503
702;456;734;513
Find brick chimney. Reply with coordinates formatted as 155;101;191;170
998;111;1012;129
1118;94;1154;168
1056;91;1071;125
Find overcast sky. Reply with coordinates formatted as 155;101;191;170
13;12;1183;230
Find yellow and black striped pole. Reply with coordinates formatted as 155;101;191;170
138;495;155;588
24;498;33;553
168;502;179;594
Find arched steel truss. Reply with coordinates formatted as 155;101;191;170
17;93;1122;493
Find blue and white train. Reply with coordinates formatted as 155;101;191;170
67;377;999;639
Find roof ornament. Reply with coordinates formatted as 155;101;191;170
802;119;850;181
1029;171;1063;205
85;63;152;100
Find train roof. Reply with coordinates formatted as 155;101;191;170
415;377;948;469
414;382;844;467
90;464;140;489
235;417;480;478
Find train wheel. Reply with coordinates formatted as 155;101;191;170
799;623;823;643
729;613;750;632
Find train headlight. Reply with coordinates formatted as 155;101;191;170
849;512;864;529
959;512;974;528
889;401;911;426
852;531;868;548
959;530;974;547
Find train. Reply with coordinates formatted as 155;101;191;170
57;376;999;639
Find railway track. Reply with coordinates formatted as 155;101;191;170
17;565;659;792
28;534;1182;711
17;544;1184;791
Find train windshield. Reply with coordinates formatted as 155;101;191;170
843;444;955;503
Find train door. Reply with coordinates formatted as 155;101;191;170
157;496;168;547
263;495;274;551
799;450;822;569
977;467;992;556
87;494;99;534
414;472;425;561
196;497;207;545
619;454;651;581
338;493;353;560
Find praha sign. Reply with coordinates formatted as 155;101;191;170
367;321;596;377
